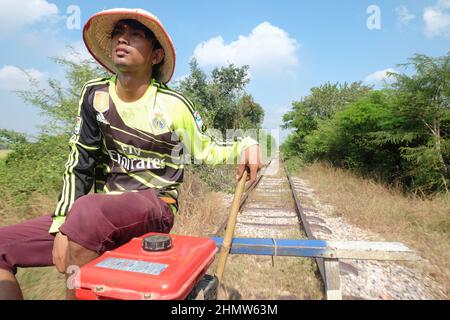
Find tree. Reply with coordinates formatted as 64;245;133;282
389;53;450;193
16;54;109;135
177;59;210;116
0;53;108;202
282;82;372;155
211;63;250;97
303;91;403;179
236;94;265;130
176;59;262;134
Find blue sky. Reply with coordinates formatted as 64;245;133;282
1;0;449;143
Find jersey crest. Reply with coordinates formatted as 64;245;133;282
93;91;110;113
151;104;169;133
193;111;206;133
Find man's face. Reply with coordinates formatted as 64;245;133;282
110;20;164;74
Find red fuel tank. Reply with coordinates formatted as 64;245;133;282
75;233;218;300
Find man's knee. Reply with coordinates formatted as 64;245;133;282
61;195;111;252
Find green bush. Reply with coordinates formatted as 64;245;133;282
283;53;450;195
304;91;401;177
0;134;69;204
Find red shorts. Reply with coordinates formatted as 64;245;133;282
0;189;174;274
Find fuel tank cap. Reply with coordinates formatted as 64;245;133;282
142;235;173;252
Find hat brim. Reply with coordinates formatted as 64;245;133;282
83;8;176;84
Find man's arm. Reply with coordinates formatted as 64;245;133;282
171;97;262;184
49;83;103;234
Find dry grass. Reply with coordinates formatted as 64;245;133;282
0;190;58;228
218;254;323;300
0;189;67;299
297;162;450;296
16;268;66;300
170;169;230;237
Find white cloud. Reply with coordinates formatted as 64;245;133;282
0;65;46;91
0;0;59;34
193;22;300;75
439;0;450;7
364;68;398;85
424;0;450;38
395;6;416;28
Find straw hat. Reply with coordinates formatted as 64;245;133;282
83;8;176;84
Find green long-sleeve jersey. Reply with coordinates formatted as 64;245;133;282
50;76;258;233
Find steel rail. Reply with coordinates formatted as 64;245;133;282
283;162;326;284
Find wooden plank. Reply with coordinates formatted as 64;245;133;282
212;238;419;261
328;241;417;261
328;241;411;252
324;259;342;300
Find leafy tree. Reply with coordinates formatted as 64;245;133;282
16;54;108;135
176;59;262;134
236;94;265;130
177;59;210;117
388;53;450;193
0;54;107;203
304;91;402;181
211;63;250;97
282;82;372;155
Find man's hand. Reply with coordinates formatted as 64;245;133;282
236;144;263;188
52;232;68;273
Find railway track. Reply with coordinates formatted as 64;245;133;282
214;154;327;299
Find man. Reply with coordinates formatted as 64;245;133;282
0;8;262;300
